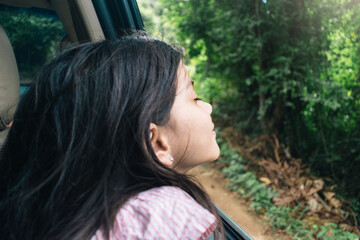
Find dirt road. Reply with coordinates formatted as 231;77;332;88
190;164;273;240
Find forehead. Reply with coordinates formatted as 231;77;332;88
176;61;192;93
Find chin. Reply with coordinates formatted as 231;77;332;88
214;144;221;159
208;146;221;162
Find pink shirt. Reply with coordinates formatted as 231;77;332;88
91;186;217;240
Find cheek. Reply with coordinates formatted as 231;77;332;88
169;108;211;156
168;118;190;155
187;118;210;148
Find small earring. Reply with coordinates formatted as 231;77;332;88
169;155;174;162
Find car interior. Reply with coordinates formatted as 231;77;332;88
0;1;252;239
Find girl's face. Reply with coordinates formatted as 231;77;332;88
167;62;220;172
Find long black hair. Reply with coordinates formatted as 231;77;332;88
0;36;221;239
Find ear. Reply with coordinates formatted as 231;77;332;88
149;123;173;167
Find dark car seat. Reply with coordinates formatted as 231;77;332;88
0;26;20;146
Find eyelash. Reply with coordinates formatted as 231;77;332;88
194;97;202;101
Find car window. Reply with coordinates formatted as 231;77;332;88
0;4;64;92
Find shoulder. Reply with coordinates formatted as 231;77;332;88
111;186;217;240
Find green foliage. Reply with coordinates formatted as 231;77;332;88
266;205;314;240
138;0;158;37
217;137;360;239
316;223;360;240
0;6;63;81
138;0;178;43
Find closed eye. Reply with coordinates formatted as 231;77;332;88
194;97;202;101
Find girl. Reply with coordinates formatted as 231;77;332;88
0;35;223;239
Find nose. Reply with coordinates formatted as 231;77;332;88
201;101;212;114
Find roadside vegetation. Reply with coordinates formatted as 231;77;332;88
217;129;359;239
